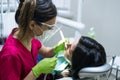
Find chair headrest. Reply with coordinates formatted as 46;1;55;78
79;63;111;73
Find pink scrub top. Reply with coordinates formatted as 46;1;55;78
0;28;42;80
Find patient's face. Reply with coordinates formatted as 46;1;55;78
64;39;79;61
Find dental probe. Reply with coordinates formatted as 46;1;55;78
59;30;65;40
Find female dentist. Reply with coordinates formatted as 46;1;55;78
0;0;64;80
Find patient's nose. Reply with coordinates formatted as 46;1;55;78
66;43;71;50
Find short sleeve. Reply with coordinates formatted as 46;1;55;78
32;38;42;49
0;51;22;80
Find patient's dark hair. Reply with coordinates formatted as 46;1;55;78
70;36;106;79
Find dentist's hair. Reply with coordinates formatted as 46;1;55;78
15;0;57;24
15;0;57;39
70;36;106;79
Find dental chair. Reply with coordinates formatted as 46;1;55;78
79;63;111;80
56;17;112;80
54;55;111;80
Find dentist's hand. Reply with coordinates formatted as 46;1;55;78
53;38;69;56
32;57;57;77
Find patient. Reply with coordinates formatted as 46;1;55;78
54;36;106;80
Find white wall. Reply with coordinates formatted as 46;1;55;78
81;0;120;60
0;12;17;37
70;0;83;22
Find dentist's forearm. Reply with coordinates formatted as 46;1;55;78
24;71;37;80
39;46;55;57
